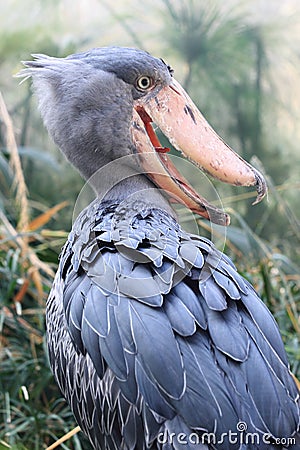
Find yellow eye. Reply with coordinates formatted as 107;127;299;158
136;75;153;91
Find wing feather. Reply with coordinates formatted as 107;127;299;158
204;301;249;362
164;292;196;336
130;300;185;400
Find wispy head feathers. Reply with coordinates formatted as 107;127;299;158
15;53;84;83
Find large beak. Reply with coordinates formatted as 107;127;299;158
131;78;267;226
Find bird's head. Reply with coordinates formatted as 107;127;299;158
18;46;267;225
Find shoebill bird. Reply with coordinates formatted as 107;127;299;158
19;47;299;449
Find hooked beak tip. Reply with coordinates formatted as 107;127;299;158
252;168;268;205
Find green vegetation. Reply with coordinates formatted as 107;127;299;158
0;1;299;448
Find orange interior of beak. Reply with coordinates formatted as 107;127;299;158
134;106;230;226
136;106;203;200
135;107;170;154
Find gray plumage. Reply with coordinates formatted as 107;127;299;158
19;47;300;449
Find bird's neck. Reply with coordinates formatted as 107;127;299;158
61;135;176;216
86;159;176;217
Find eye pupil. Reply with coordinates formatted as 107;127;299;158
137;76;152;90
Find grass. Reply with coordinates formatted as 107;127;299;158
0;92;91;449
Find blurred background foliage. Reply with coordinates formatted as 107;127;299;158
0;0;299;448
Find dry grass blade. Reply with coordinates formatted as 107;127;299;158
0;91;29;233
197;216;243;258
2;306;44;343
0;209;55;278
285;300;300;334
46;426;81;450
292;374;300;392
26;201;69;232
13;278;30;303
0;209;54;306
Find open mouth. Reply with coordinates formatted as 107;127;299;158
134;105;229;225
131;78;267;226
